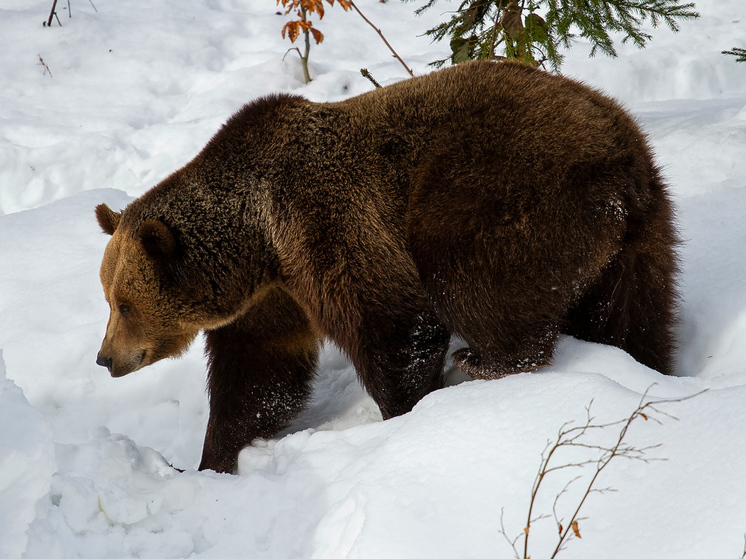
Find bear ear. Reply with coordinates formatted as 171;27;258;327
95;204;121;236
138;220;177;261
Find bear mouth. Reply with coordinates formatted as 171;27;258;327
110;350;146;378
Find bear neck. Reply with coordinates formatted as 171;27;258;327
126;163;279;326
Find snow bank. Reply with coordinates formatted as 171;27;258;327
0;350;55;559
17;363;746;559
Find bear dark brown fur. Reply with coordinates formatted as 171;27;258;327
95;61;678;473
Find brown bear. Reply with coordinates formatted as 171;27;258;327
95;60;678;474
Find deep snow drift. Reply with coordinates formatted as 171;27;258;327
1;0;745;557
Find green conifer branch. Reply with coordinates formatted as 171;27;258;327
405;0;699;71
723;47;746;63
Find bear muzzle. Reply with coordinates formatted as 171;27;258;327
95;349;145;377
96;353;113;372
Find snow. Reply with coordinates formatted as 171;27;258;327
1;0;745;557
0;351;55;559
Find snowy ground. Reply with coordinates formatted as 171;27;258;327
1;0;745;557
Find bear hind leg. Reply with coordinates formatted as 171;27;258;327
452;347;551;379
453;322;559;380
563;187;678;375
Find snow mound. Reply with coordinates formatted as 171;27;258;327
18;364;746;558
0;350;55;559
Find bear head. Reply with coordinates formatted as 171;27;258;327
94;203;200;377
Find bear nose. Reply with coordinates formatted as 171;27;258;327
96;354;113;372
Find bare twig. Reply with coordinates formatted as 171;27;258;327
282;47;303;61
499;508;523;559
45;0;59;26
360;68;382;88
348;0;414;77
552;475;583;531
44;0;96;25
38;55;53;77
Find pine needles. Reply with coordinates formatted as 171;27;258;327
405;0;699;71
722;47;746;63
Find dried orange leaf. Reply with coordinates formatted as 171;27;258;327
310;27;324;44
301;0;322;16
281;21;301;42
572;521;581;538
335;0;353;10
278;0;299;12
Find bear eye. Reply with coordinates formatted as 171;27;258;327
119;304;131;317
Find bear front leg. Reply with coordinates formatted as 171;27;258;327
199;286;319;473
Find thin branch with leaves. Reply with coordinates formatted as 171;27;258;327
278;0;414;85
499;386;705;559
277;0;352;83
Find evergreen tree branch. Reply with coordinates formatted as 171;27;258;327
407;0;698;70
723;47;746;63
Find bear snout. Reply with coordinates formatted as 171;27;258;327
95;349;145;377
96;353;113;372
